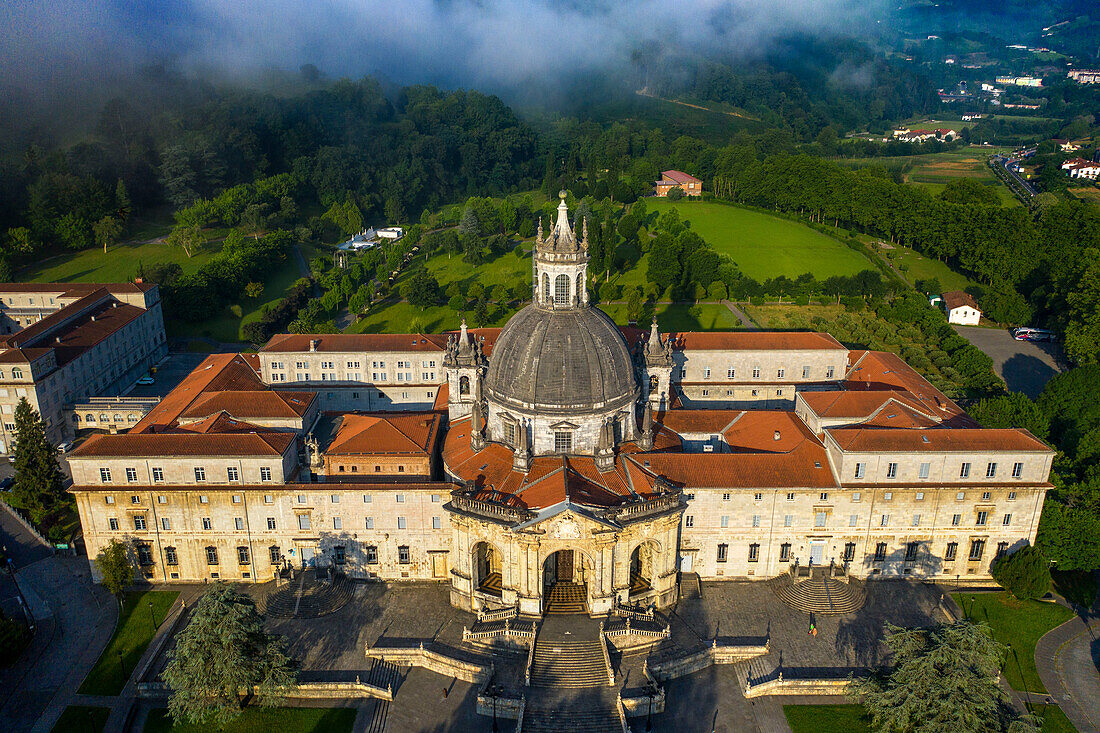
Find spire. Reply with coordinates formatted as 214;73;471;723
536;217;543;243
581;217;589;250
647;315;661;353
639;401;655;450
512;419;531;472
554;190;571;240
595;417;615;471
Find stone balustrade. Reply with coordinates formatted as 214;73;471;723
743;675;850;698
478;604;519;622
646;640;769;681
135;679;393;701
450;492;535;524
366;642;493;684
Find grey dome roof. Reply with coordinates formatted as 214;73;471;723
485;305;638;413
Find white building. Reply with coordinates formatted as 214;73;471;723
942;291;982;325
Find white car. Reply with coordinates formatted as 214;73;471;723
136;376;155;385
56;441;73;454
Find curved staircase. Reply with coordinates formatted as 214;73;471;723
770;571;866;615
260;569;355;618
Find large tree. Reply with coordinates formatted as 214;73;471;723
11;398;66;526
94;539;134;600
163;583;296;726
850;621;1038;733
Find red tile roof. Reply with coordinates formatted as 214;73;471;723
72;430;294;457
326;413;441;455
666;331;846;351
659;170;702;184
261;333;447;353
0;282;155;296
825;426;1051;453
181;391;315;420
942;290;980;312
843;351;973;426
642;443;837;489
130;354;268;432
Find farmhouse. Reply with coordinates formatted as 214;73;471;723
72;197;1051;616
654;170;702;197
942;290;982;325
1061;157;1100;180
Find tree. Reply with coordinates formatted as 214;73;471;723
458;206;481;240
244;282;265;299
94;539;133;600
405;271;441;307
625;288;644;323
166;225;204;258
448;294;466;312
163;583;296;726
93;216;123;254
969;393;1050;440
666;186;685;201
11;398;66;525
990;545;1050;600
241;204;267;240
850;621;1031;733
114;179;131;222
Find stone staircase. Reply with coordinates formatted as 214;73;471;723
735;653;779;688
543;582;587;615
530;637;610;688
522;704;622;733
770;571;865;615
260;569;356;618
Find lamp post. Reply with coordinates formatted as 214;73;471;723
489;685;499;733
117;649;127;682
646;684;655;731
148;599;156;633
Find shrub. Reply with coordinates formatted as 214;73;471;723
990;545;1050;600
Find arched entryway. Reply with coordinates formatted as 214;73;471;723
473;541;502;597
543;549;592;614
630;542;658;599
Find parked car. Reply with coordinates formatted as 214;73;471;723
57;441;73;454
136;376;155;385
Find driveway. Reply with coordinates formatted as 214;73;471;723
952;326;1065;399
125;352;209;399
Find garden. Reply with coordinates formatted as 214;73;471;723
79;590;180;696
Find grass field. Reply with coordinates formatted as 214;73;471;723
783;704;871;733
952;592;1074;693
882;244;976;292
144;707;357;733
21;240;221;284
838;146;1021;206
79;590;180;696
1069;187;1100;205
600;302;742;331
646;201;874;280
1031;704;1078;733
52;705;110;733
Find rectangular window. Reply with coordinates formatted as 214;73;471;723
779;543;791;562
554;431;572;453
874;542;887;562
826;366;835;379
956;491;966;501
100;467;112;483
996;541;1009;558
918;462;930;479
298;514;310;530
504;423;516;446
152;467;164;483
986;462;997;478
206;547;219;565
131;495;140;504
260;467;272;482
433;517;442;530
960;463;971;479
704;367;711;379
397;517;407;529
133;515;147;531
786;492;795;501
395;494;405;503
334;546;346;564
398;545;410;564
267;517;276;530
722;493;731;501
202;517;212;530
880;514;890;527
976;511;988;526
969;539;985;561
777;368;785;379
333;517;342;530
884;492;893;500
1003;513;1012;526
234;517;244;530
982;491;991;500
752;368;761;379
944;542;958;562
227;466;239;482
165;547;178;565
366;546;378;563
952;513;961;526
1012;462;1023;478
748;544;760;563
108;517;119;530
820;492;829;501
754;492;763;501
814;512;827;528
886;463;898;479
264;494;273;504
912;514;921;527
843;542;856;561
852;492;861;502
717;543;728;563
105;496;115;505
125;467;138;482
802;366;810;379
161;517;171;531
1008;491;1016;501
365;517;374;529
916;492;925;501
269;546;281;564
685;516;694;528
194;467;206;482
727;368;735;379
237;547;250;565
363;494;372;503
137;544;154;565
783;514;793;527
331;494;340;504
720;515;729;528
905;542;919;561
849;514;859;527
752;514;760;528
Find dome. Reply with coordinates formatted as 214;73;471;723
485;304;638;414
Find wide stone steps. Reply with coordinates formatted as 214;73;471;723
261;570;356;619
735;654;778;687
522;706;621;733
770;573;865;616
530;639;611;688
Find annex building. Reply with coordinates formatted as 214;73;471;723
72;197;1053;616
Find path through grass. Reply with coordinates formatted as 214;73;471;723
78;590;180;696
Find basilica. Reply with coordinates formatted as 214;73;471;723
71;195;1053;616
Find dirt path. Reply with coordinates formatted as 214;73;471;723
635;89;760;122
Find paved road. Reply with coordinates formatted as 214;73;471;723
126;351;211;399
1035;585;1100;733
721;300;758;330
952;325;1065;399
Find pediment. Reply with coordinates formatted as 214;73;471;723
549;420;580;431
519;505;619;535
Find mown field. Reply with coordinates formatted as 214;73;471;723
880;243;977;292
22;239;221;284
838;146;1021;206
646;200;875;280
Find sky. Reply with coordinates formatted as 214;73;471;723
1;0;883;94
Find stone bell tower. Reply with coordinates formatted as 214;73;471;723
533;191;589;310
641;316;674;411
444;319;485;422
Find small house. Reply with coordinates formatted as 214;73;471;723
654;170;703;197
942;290;981;325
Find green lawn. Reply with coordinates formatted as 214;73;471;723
78;590;180;696
599;302;742;331
424;247;533;292
1032;704;1078;733
51;705;110;733
952;592;1074;694
884;244;976;292
20;240;221;284
784;704;871;733
646;200;874;280
144;707;357;733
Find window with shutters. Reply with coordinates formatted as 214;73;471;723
944;542;958;562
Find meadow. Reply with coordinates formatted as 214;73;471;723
21;239;221;284
646;200;875;280
881;243;977;292
838;146;1020;206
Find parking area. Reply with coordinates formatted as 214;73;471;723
953;325;1065;399
124;351;210;399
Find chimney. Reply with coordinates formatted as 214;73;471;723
134;278;143;284
309;339;319;352
773;430;781;441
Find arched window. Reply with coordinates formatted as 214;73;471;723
542;273;550;304
459;375;470;395
576;273;584;303
554;274;569;305
11;368;22;380
113;414;123;422
86;414;96;423
99;414;108;422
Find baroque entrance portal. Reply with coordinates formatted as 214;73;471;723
543;549;590;614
